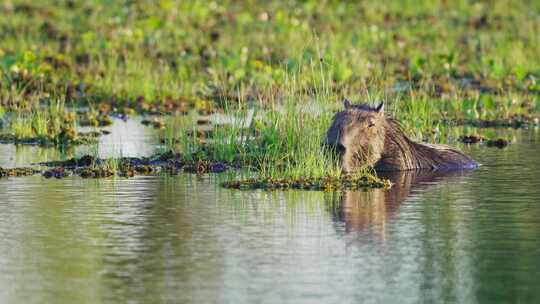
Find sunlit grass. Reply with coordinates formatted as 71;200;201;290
0;99;98;146
158;61;383;186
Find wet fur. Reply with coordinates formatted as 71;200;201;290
326;101;478;172
374;118;478;170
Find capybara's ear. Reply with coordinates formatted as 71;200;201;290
343;99;352;109
375;102;384;113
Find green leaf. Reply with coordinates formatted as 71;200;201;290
480;94;494;111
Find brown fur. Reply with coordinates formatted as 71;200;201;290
325;100;478;172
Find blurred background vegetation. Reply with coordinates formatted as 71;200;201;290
0;0;538;112
0;0;539;149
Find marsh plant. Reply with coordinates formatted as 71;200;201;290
0;99;99;146
161;85;382;187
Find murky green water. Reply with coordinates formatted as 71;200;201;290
1;126;540;303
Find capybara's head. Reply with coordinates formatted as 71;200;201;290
325;99;386;172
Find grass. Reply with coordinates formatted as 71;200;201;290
159;71;386;188
0;99;101;146
0;1;538;116
30;95;390;189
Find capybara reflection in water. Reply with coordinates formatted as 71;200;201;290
331;170;470;236
325;99;478;172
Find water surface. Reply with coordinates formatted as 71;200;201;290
0;118;158;167
0;128;539;303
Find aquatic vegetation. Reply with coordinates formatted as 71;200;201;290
459;135;485;144
183;160;230;174
0;99;104;146
486;139;510;148
0;166;40;178
0;131;100;146
441;116;538;129
42;167;70;179
155;93;390;188
0;145;389;188
459;135;510;148
40;154;98;168
34;151;231;179
78;167;115;179
141;118;165;129
221;174;390;191
78;112;113;127
26;137;389;189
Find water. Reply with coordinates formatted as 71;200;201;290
0;126;539;303
0;118;158;167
